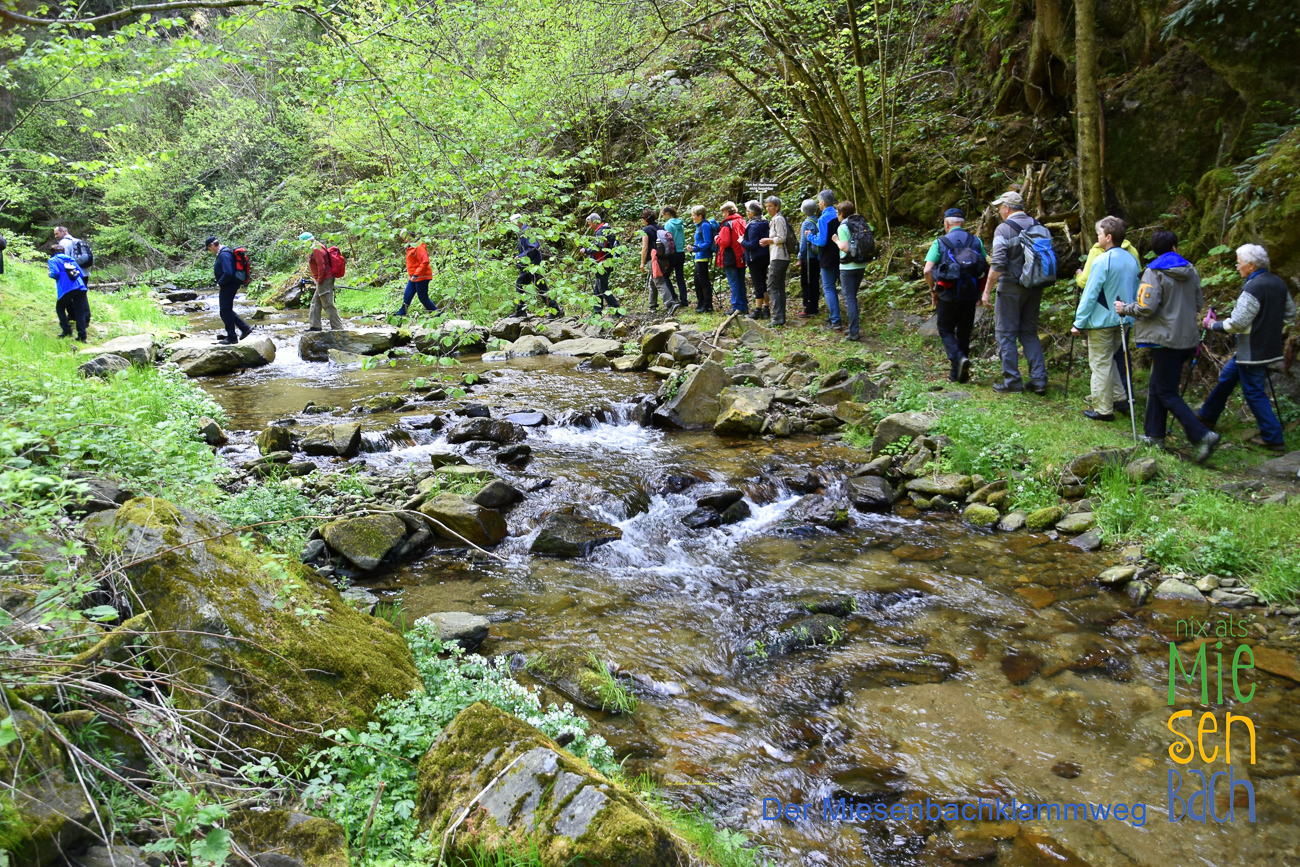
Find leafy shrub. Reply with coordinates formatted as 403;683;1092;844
212;481;319;549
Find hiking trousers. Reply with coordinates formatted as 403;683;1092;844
1199;356;1284;445
767;260;789;325
516;268;562;316
936;294;976;365
310;275;344;330
671;252;689;307
399;279;437;315
799;255;819;315
593;270;617;310
748;259;768;302
56;290;90;340
839;268;863;340
218;284;251;339
649;272;678;309
1147;347;1211;443
724;266;747;314
993;288;1047;389
1085;326;1129;415
694;260;714;311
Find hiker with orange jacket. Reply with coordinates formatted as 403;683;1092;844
716;201;748;315
300;232;344;332
396;230;438;317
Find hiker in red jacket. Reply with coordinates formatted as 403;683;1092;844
715;202;747;315
300;232;343;332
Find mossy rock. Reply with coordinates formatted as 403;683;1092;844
747;614;849;660
416;702;687;867
529;513;622;558
227;807;349;867
0;694;94;867
319;513;410;571
963;503;1000;528
96;498;419;757
419;493;508;547
1025;505;1065;531
524;646;630;713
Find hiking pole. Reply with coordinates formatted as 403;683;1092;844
1064;333;1076;402
1180;330;1208;398
1120;319;1139;444
1266;369;1283;423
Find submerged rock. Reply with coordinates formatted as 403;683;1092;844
522;647;631;713
88;498;419;756
416;703;685;866
750;614;848;659
788;495;850;530
531;513;623;558
681;507;721;529
719;499;751;525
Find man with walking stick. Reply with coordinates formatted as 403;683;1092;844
1070;216;1137;424
1197;244;1295;453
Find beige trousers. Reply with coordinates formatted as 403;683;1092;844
309;275;344;330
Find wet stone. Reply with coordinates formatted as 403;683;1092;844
848;475;895;513
1097;565;1139;586
530;513;623;558
428;451;467;468
473;480;523;510
696;488;744;511
1000;651;1044;685
415;612;491;651
682;507;721;530
997;511;1027;532
891;544;946;562
1154;578;1204;602
719;499;751;525
1050;761;1083;779
496;444;532;466
1055;512;1095;534
1068;529;1103;551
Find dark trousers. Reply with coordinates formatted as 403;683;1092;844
839;268;863;339
516;269;562;315
218;284;250;339
671;252;688;307
725;266;747;313
649;272;678;309
1199;356;1284;444
993;288;1047;388
799;255;819;315
693;260;714;311
593;269;617;310
748;259;769;302
57;290;90;339
1146;347;1211;443
767;259;789;325
936;294;977;367
400;279;437;313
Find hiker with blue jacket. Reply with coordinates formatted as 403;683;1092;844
1197;243;1296;453
983;191;1049;394
689;205;715;313
924;207;987;382
1071;216;1138;422
205;236;252;345
48;243;90;342
807;190;842;331
1114;229;1219;461
510;214;561;316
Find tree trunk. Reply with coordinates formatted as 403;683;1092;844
1075;0;1103;253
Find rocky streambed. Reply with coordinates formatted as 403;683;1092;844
36;287;1300;866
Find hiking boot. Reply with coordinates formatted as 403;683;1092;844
1195;431;1222;464
214;335;235;345
238;326;253;341
843;333;860;342
1138;436;1166;449
992;382;1023;394
306;327;323;332
957;355;971;383
1249;436;1287;452
1083;409;1115;422
392;309;408;318
1028;382;1047;395
748;309;762;320
58;331;73;339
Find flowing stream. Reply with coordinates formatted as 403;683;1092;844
188;294;1300;867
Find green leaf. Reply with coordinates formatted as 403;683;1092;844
81;605;120;622
0;715;17;748
1207;245;1231;256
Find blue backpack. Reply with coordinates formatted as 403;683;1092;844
706;219;721;255
1015;221;1057;289
935;229;988;298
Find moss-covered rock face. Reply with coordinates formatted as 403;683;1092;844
99;497;420;756
524;646;629;713
416;702;686;867
227;807;349;867
1227;128;1300;289
319;513;409;571
0;695;94;867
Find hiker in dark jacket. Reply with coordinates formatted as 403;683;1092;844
640;208;679;314
797;199;819;317
205;235;252;345
808;190;841;330
1115;230;1219;461
742;201;770;320
511;214;561;316
584;213;619;311
689;205;715;313
1198;244;1297;452
924;208;987;382
48;244;89;342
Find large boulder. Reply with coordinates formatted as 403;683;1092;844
639;323;678;356
255;424;294;455
714;387;775;436
298;328;400;362
419;494;508;547
166;335;276;377
848;475;895;512
530;513;623;558
301;422;362;457
227;809;349;867
87;498;419;756
1;698;95;867
871;412;937;455
445;418;526;445
497;335;553;359
1064;448;1136;481
319;513;410;571
417;703;687;866
549;337;624;358
655;360;730;429
78;333;157;366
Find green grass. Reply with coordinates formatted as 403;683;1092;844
587;652;638;714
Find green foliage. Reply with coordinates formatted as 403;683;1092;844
295;622;615;865
140;789;232;867
1092;468;1150;540
212;481;319;550
935;403;1031;478
586;652;637;714
1007;475;1058;513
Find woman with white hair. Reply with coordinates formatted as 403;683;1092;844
797;198;820;318
1197;243;1297;452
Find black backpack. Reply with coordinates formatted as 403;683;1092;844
843;215;876;264
72;238;94;268
935;229;988;297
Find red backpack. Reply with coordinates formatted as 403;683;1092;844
326;245;346;278
231;247;252;286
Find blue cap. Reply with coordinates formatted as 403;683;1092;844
944;208;965;219
299;232;314;242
